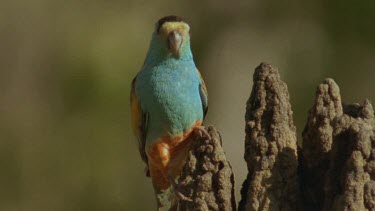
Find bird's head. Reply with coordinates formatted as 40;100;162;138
145;16;192;62
156;16;190;57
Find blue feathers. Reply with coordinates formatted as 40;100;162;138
135;59;203;145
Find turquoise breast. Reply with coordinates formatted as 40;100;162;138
135;59;203;147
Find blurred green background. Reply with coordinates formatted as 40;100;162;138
1;0;375;210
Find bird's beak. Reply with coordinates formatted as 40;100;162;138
168;31;183;56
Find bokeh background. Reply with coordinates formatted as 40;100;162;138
1;0;375;210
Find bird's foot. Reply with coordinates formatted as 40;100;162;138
167;173;192;202
193;126;211;140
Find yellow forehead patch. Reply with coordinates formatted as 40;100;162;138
158;22;190;37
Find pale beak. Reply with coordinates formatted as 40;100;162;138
168;31;183;56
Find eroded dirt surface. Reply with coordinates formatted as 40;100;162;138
178;126;236;211
239;63;299;211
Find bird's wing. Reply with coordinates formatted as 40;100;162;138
130;76;149;176
197;69;208;119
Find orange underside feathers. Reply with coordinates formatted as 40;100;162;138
147;120;201;190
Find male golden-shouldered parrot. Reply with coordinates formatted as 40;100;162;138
130;16;208;210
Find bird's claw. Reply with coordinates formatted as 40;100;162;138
193;126;211;140
175;190;193;202
167;173;192;202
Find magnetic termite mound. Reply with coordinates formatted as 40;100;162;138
239;63;299;211
177;126;236;211
174;63;375;211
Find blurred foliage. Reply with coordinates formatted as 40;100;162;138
1;0;374;210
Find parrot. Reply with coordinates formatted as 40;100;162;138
130;15;209;210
